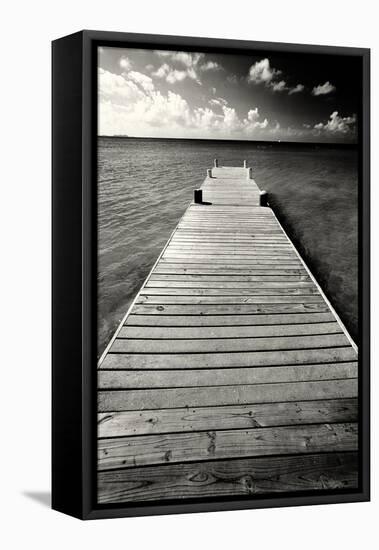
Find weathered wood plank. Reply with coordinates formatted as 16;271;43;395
124;312;336;326
144;278;318;292
160;258;303;265
137;295;324;304
149;274;311;281
131;303;330;315
110;333;349;354
98;423;358;469
98;379;357;411
153;267;307;275
98;398;358;436
140;288;319;296
100;347;357;370
97;452;359;503
98;363;357;389
118;322;342;339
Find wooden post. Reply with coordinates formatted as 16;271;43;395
214;159;219;167
194;189;203;204
247;167;253;179
207;168;212;178
259;190;268;206
243;160;247;168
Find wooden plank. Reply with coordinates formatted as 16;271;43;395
98;363;357;389
110;333;349;354
160;258;303;265
149;274;311;281
131;303;330;315
98;379;357;411
100;347;357;370
97;452;359;503
136;295;324;304
98;423;358;469
124;312;336;326
153;267;307;275
98;398;358;436
163;253;297;259
155;264;303;270
118;322;342;339
144;278;318;292
140;288;319;296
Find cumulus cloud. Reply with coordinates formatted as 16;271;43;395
248;58;281;84
209;97;228;107
313;111;356;135
98;67;272;139
200;61;221;71
128;71;154;92
312;81;336;96
156;50;204;67
247;59;304;95
271;80;288;92
151;50;206;84
288;83;305;95
242;108;268;131
119;56;132;70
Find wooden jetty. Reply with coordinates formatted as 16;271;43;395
97;161;358;504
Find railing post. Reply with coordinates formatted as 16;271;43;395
259;190;268;207
207;168;213;178
243;160;247;168
246;167;253;179
214;159;219;167
194;189;203;204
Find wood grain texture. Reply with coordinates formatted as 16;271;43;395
124;312;336;326
98;423;358;469
100;347;357;370
118;321;343;339
98;398;358;437
98;362;358;389
110;333;349;354
98;452;358;503
98;379;357;411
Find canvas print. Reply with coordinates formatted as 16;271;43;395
96;45;360;505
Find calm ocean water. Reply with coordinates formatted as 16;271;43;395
97;137;358;357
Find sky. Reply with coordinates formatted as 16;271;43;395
98;46;361;143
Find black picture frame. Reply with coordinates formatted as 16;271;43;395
52;29;370;520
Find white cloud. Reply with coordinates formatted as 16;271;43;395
98;67;272;138
119;56;132;70
209;97;228;107
153;61;201;84
248;58;281;84
99;68;145;105
271;80;287;92
242;108;268;131
153;51;205;84
156;51;204;68
289;83;305;95
128;71;154;92
166;70;188;84
312;81;336;96
313;111;356;135
200;61;221;71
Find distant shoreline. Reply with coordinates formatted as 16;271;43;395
98;135;357;149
